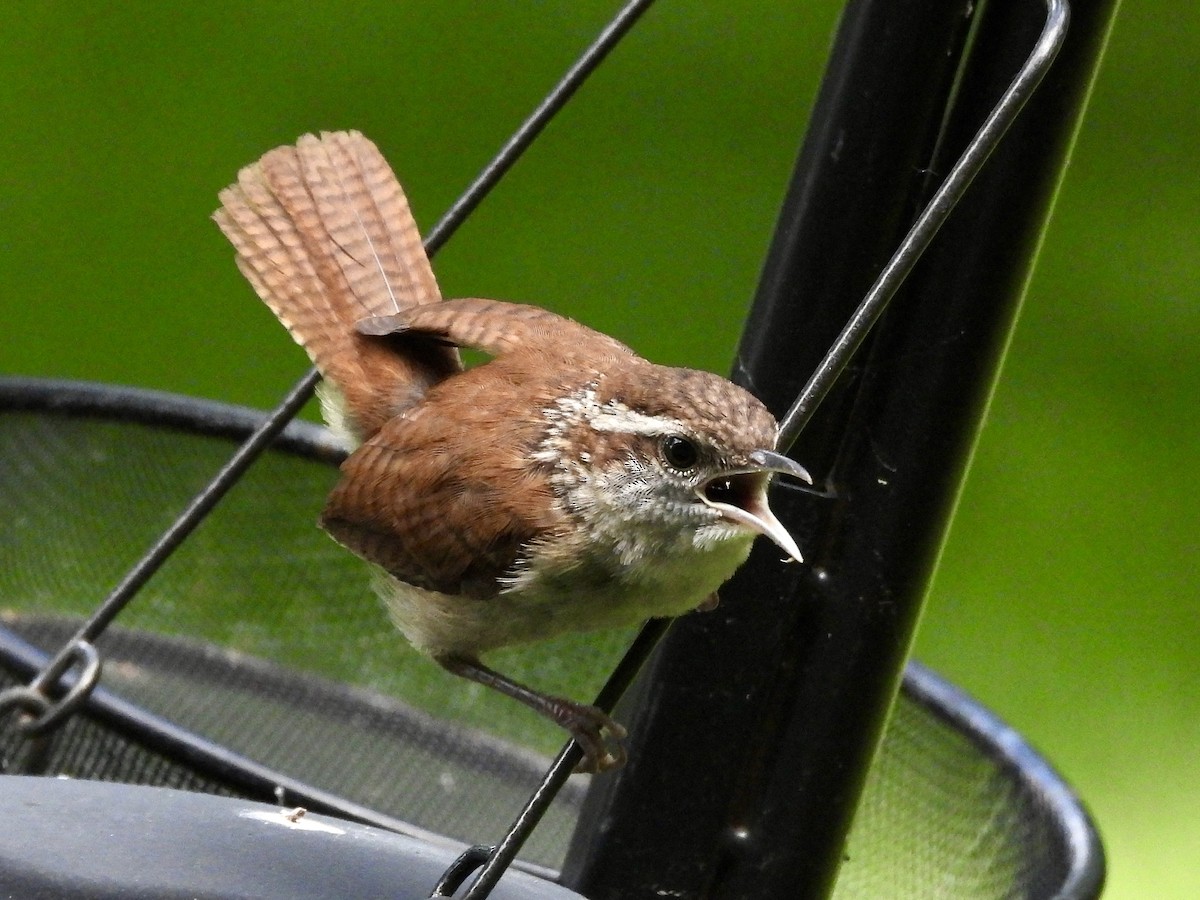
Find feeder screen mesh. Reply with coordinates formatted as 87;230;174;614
0;387;1093;892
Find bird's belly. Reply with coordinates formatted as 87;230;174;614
375;535;754;658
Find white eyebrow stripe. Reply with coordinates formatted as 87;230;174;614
587;403;685;437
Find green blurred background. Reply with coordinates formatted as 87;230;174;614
1;1;1194;897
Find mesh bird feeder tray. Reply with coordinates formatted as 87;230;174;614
0;380;1102;898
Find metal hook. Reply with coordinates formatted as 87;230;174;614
428;846;494;899
776;0;1071;453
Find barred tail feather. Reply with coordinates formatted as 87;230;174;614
214;130;459;442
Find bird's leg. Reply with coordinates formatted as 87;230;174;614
434;653;627;773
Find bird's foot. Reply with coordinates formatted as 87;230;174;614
549;700;628;773
433;653;628;773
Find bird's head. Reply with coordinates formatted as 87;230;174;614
537;367;809;569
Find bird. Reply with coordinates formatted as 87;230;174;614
213;130;809;772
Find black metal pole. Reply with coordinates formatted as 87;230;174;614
562;0;1119;897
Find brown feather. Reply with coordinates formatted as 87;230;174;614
214;131;459;439
321;350;600;596
358;297;635;361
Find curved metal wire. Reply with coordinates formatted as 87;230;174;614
777;0;1070;453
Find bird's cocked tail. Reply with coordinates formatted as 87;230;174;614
214;131;460;442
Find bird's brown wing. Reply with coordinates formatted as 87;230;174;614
356;297;635;362
319;377;565;597
214;131;460;439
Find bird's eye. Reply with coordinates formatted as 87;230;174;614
660;435;700;471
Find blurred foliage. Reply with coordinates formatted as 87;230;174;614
0;2;1195;897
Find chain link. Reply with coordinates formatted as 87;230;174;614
1;639;101;736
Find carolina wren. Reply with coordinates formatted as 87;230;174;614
214;131;809;772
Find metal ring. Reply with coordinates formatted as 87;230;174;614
428;846;494;898
16;640;103;735
0;685;52;725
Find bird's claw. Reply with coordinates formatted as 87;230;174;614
554;701;627;774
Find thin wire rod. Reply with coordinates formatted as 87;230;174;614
776;0;1070;454
28;0;658;696
454;619;672;900
424;0;656;256
30;369;319;693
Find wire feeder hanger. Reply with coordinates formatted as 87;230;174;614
0;0;1070;897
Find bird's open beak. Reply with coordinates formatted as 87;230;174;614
698;450;810;563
